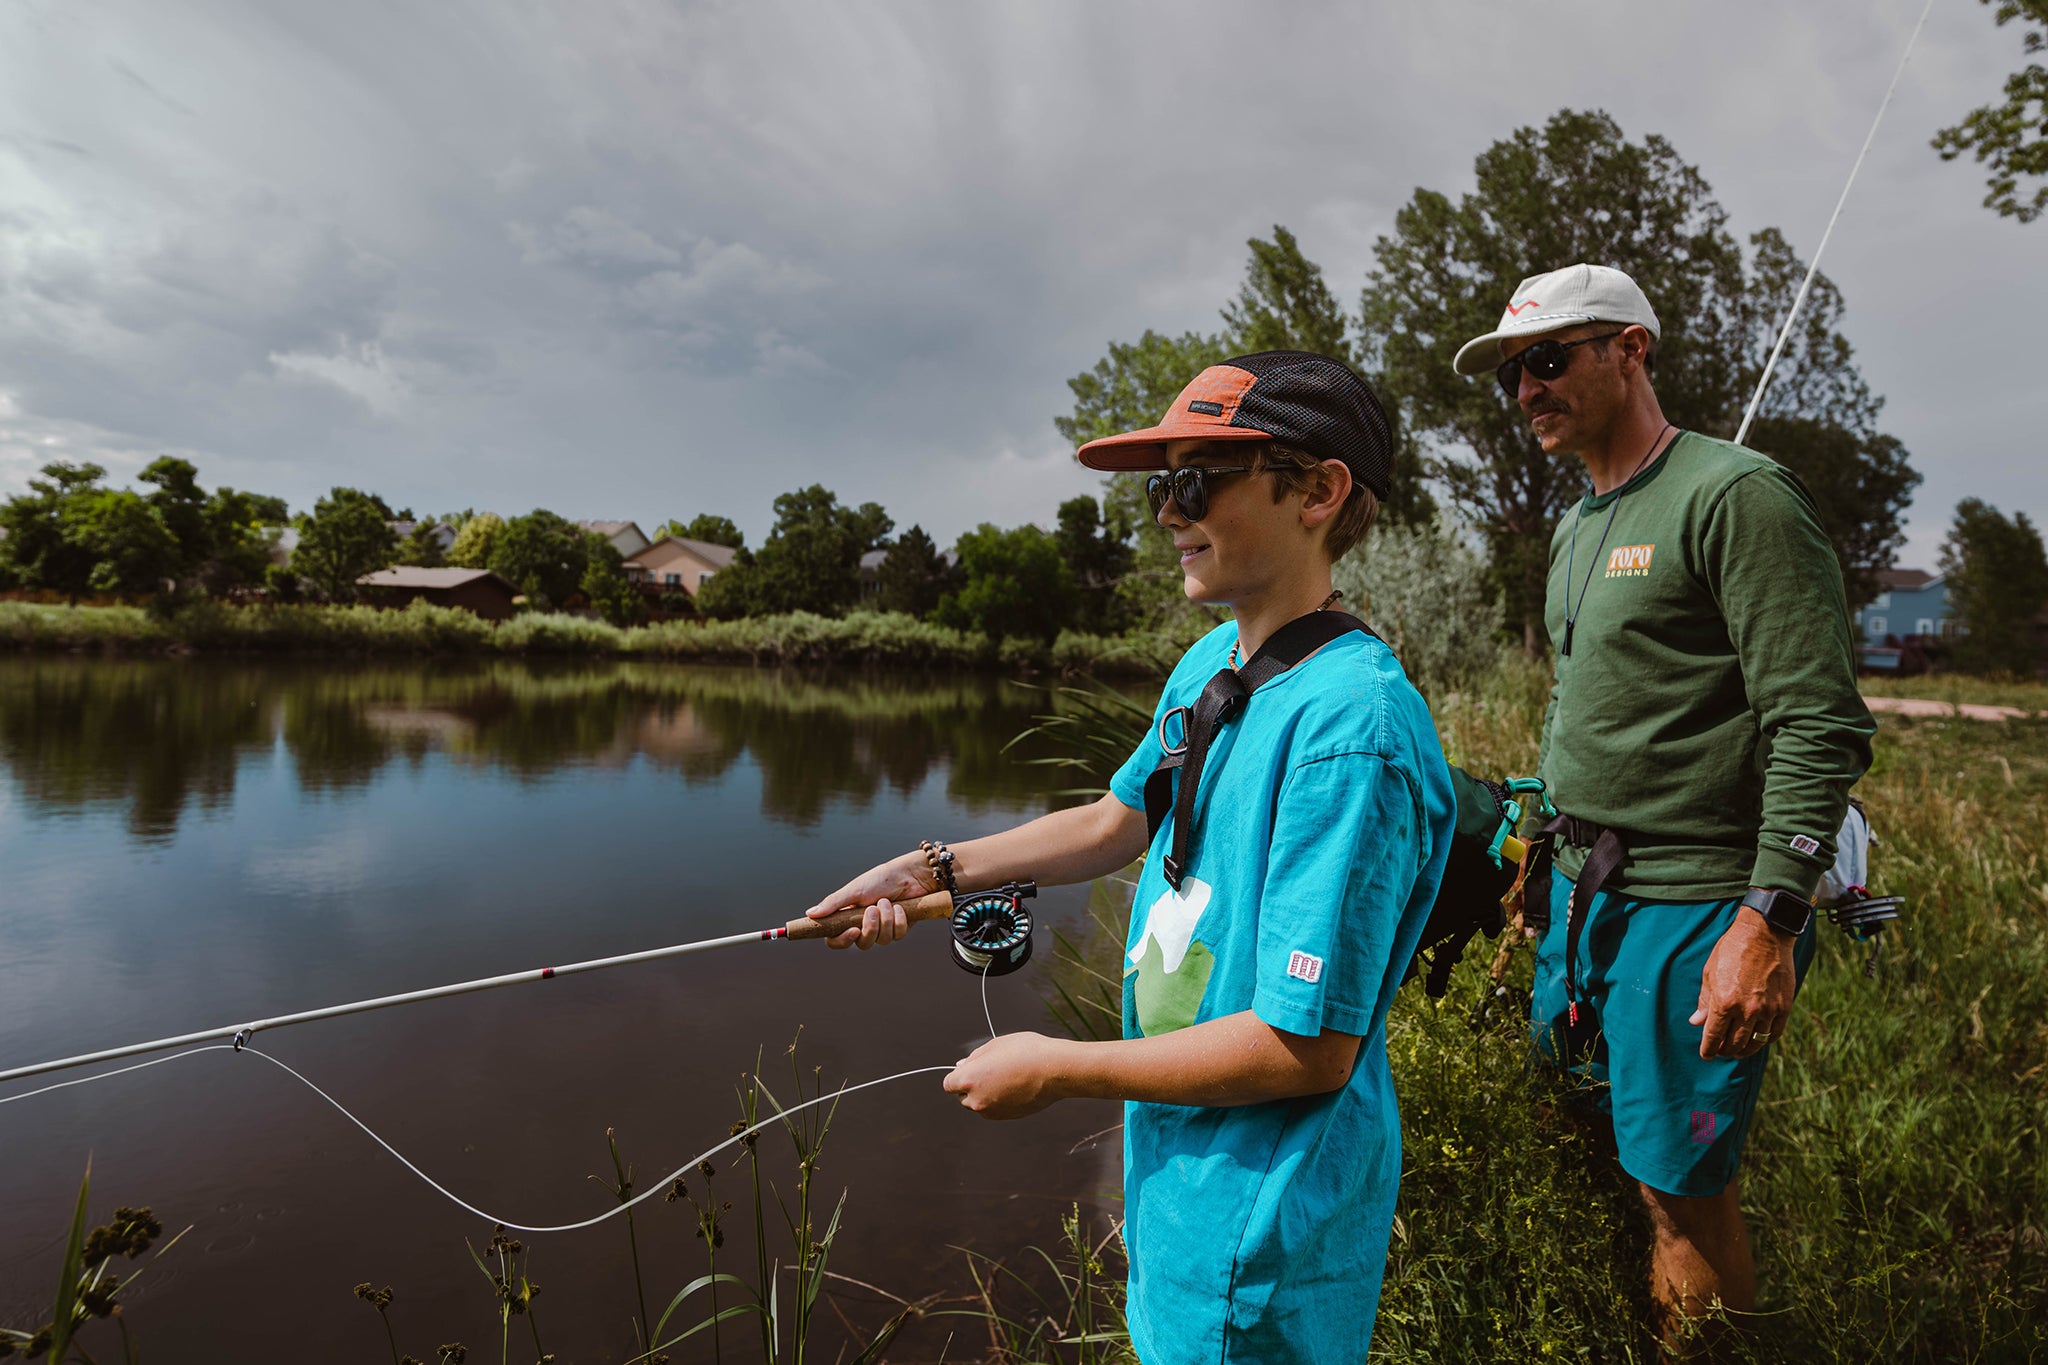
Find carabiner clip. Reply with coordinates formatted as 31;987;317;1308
1157;705;1191;758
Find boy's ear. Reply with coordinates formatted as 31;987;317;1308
1299;459;1352;533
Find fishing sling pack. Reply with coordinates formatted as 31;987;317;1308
1140;610;1526;1000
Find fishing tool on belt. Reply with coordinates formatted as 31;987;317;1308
1422;769;1550;1003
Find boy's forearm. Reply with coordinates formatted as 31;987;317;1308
1052;1010;1360;1107
949;794;1149;891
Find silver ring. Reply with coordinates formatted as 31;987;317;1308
1157;705;1191;757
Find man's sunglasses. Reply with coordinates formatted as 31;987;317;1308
1495;330;1624;398
1145;465;1256;523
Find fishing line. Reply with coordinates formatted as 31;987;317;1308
1735;0;1937;446
0;890;1039;1233
0;1037;962;1235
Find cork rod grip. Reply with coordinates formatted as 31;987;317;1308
784;889;956;941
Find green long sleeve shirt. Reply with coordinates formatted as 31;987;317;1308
1537;430;1875;901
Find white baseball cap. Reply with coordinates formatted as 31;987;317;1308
1451;263;1661;377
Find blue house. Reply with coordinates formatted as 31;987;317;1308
1854;568;1952;672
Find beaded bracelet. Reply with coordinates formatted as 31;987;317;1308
920;838;958;895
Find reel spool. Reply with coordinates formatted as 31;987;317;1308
949;881;1036;977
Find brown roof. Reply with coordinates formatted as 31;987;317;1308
357;567;516;591
576;519;642;537
1875;568;1938;591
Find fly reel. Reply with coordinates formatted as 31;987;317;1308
949;881;1036;977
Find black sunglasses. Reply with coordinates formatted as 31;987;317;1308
1495;330;1624;398
1145;465;1256;523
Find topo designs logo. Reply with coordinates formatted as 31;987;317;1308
1604;544;1656;578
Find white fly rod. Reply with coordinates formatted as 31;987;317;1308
0;890;958;1087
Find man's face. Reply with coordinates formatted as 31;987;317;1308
1500;323;1635;455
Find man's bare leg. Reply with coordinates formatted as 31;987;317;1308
1639;1177;1753;1343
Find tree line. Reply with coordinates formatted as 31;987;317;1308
0;457;1143;642
1059;107;2047;670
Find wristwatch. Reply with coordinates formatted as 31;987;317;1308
1742;886;1814;938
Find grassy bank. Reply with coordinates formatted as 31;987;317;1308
0;600;1199;674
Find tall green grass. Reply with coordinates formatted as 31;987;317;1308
0;602;1201;674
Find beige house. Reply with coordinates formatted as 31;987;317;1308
623;536;737;597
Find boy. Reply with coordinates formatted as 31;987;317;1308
805;351;1455;1361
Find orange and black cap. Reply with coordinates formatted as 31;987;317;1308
1075;350;1394;499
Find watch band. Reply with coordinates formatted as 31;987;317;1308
1742;886;1814;938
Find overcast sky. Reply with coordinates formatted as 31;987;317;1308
1;0;2038;568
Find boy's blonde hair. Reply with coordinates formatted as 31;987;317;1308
1252;443;1380;560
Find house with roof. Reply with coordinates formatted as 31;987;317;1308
576;520;651;560
389;520;458;554
1854;568;1952;673
356;566;521;620
622;536;737;598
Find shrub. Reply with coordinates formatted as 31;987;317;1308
1332;518;1507;700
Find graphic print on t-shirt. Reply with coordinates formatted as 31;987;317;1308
1127;875;1214;1035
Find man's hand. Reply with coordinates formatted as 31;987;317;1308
944;1032;1072;1119
1690;905;1798;1059
803;852;935;951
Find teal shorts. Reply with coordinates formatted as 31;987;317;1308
1529;873;1816;1197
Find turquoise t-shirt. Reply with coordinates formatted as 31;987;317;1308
1107;621;1455;1364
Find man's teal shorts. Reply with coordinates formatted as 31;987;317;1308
1529;872;1817;1197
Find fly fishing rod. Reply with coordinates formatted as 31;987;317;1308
0;882;1037;1088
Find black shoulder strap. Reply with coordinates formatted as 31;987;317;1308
1144;611;1375;890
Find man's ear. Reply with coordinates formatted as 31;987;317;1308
1300;460;1352;533
1619;325;1654;376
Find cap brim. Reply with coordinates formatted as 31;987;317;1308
1452;312;1609;376
1076;421;1271;471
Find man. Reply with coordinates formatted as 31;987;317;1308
803;352;1456;1361
1452;263;1875;1337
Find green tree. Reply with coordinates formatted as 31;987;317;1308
293;488;398;601
1934;0;2048;223
1940;498;2048;674
1358;108;1911;646
138;457;211;584
871;523;952;617
200;488;289;595
1222;225;1358;363
709;486;892;617
657;514;746;549
937;523;1078;642
395;521;447;568
579;534;644;625
1745;418;1919;609
446;512;503;569
0;462;108;601
1054;495;1134;633
67;487;180;595
695;547;763;618
489;509;591;608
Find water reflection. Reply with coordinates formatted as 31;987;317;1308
0;658;1103;839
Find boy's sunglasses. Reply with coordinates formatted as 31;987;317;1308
1145;465;1256;523
1495;330;1623;398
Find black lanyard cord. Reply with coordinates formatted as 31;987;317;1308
1560;424;1674;658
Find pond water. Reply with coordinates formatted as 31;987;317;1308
0;657;1138;1361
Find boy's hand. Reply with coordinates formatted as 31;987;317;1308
944;1032;1070;1119
805;852;936;950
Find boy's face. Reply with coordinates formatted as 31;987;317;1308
1157;440;1313;607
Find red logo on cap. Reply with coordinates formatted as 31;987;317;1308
1506;299;1542;316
